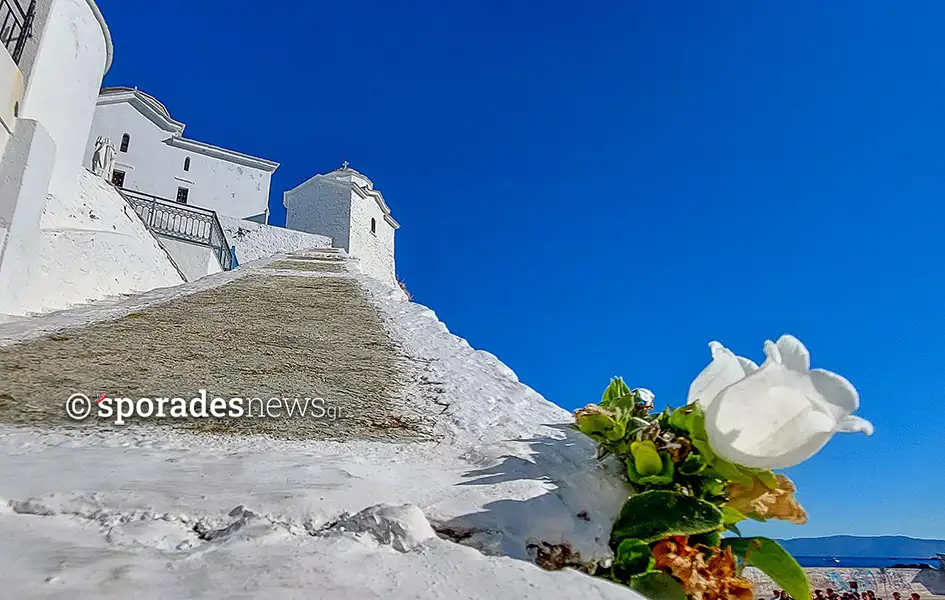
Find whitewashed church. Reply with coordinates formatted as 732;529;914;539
0;2;400;316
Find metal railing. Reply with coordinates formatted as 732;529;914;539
118;188;234;271
1;0;35;65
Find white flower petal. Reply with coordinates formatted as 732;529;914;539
687;342;752;408
836;415;874;435
776;334;811;373
700;337;873;470
762;340;782;365
737;356;759;375
809;368;860;415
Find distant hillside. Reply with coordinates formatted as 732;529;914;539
777;536;945;558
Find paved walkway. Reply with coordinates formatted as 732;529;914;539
0;249;431;441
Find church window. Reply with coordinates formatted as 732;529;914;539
177;187;189;204
184;157;191;171
371;218;376;234
112;170;126;187
120;134;130;152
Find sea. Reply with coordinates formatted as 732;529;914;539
795;556;941;569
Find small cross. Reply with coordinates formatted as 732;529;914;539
342;160;349;169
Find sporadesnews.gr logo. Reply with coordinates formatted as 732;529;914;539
65;389;341;425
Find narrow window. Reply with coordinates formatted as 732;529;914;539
111;170;126;187
120;134;130;153
184;157;191;171
371;218;376;234
177;187;189;204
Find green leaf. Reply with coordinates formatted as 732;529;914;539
613;538;654;580
628;572;688;600
627;451;676;486
722;537;810;600
610;490;724;547
668;405;697;433
691;530;722;548
601;377;632;408
721;506;746;527
631;441;664;476
576;412;626;442
679;453;706;476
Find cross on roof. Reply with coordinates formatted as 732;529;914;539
342;161;349;169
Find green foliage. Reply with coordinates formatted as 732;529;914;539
601;376;635;410
574;378;810;600
610;490;723;546
628;572;688;600
613;538;655;580
627;441;675;485
575;411;625;442
722;537;811;600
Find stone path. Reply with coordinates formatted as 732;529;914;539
0;249;432;441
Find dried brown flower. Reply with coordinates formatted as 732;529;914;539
726;473;808;525
651;537;754;600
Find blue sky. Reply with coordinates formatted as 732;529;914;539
97;0;944;542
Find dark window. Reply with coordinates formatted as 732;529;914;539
120;134;130;153
371;218;376;234
176;187;189;204
183;157;191;171
111;170;126;187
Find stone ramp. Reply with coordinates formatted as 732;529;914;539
0;251;432;441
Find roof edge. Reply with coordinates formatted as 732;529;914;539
87;0;114;74
164;137;280;172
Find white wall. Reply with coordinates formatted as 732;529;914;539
160;238;222;281
0;45;24;159
283;169;398;285
18;0;109;207
348;189;396;285
2;169;184;315
284;177;351;250
84;101;274;219
218;214;331;264
0;119;57;315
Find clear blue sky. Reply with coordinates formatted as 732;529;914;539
97;0;944;542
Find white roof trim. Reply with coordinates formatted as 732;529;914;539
98;88;186;135
97;87;279;172
164;137;280;172
284;171;399;229
351;183;400;229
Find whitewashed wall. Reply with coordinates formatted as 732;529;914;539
159;238;222;281
2;169;184;315
283;170;398;285
218;214;331;264
84;101;274;219
284;177;351;250
18;0;110;206
0;46;23;159
348;189;396;285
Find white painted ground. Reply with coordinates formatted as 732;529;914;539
0;257;641;599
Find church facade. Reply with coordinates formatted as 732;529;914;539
83;87;279;222
284;166;399;285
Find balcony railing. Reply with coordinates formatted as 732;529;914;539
118;188;235;272
1;0;35;65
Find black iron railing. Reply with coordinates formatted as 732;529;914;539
119;188;234;271
0;0;35;65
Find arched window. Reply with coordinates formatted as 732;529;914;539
120;134;130;153
184;157;191;171
371;218;376;234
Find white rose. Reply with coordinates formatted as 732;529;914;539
687;335;873;469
